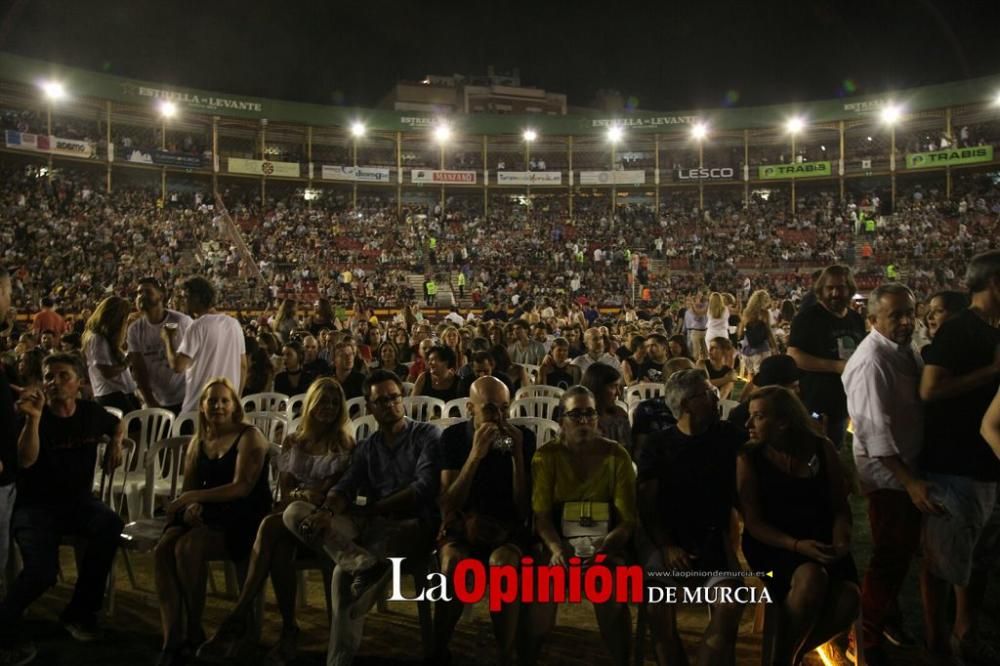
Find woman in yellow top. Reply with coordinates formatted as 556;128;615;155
527;385;637;666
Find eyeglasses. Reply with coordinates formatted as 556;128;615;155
370;394;403;407
564;408;599;422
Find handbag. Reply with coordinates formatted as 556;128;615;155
560;501;610;538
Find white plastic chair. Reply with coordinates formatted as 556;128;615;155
142;436;191;518
352;415;379;441
346;396;367;420
514;385;565;401
170;410;198;437
104;406;124;420
626;382;664;406
241;392;289;414
401;381;415;397
443;397;471;418
245;412;288;445
286;393;308;420
508;417;561;447
401;396;445;422
509;396;561;420
521;363;541;384
121;408;175;518
432;417;466;429
719;399;740;420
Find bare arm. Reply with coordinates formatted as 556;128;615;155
982;389;1000;461
128;351;160;407
17;414;40;468
921;362;1000;403
787;346;846;374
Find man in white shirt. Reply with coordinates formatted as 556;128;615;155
571;328;621;374
127;277;192;413
443;306;465;327
843;283;932;660
161;276;246;414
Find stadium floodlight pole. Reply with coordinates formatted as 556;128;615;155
607;125;623;216
350;121;366;209
523;129;537;200
434;122;451;224
786;116;805;217
881;104;902;209
40;80;66;173
691;122;708;210
158;101;177;203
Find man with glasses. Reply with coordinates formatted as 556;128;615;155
282;369;441;666
433;376;536;664
126;277;192;413
637;368;746;665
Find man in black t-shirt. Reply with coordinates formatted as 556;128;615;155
457;351;515;398
637;368;745;664
637;333;669;383
538;338;581;390
332;340;366;399
0;353;124;650
788;265;866;448
919;250;1000;663
434;376;536;664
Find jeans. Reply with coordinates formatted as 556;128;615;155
0;496;123;638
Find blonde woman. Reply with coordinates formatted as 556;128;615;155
83;296;140;413
272;299;298;344
199;377;354;663
738;290;778;379
705;291;730;345
154;378;271;665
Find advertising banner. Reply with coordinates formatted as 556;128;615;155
496;171;562;185
127;149;206;168
906;146;993;169
579;170;646;185
321;165;392;182
227;157;300;177
673;166;737;181
411;169;477;184
5;130;95;158
757;161;832;179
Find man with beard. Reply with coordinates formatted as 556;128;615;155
787;265;866;448
127;277;192;413
638;333;670;383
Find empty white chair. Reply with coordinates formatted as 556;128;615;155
509;396;561;420
514;385;565;401
352;415;379;441
241;392;289;414
401;396;445;422
143;436;191;516
520;364;541;384
508;417;561;447
286;393;308;421
626;382;664;406
443;397;471;418
719;399;740;420
346;396;367;420
245;411;288;445
121;408;175;518
170;410;199;437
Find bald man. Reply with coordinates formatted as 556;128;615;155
302;335;332;376
433;376;536;665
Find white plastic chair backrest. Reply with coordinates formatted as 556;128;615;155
241;392;289;414
514;385;565;401
170;411;199;437
142;436;190;517
121;408;175;472
94;437;136;514
432;417;466;429
629;403;641;426
287;417;302;436
346;396;367;420
245;412;287;445
104;406;124;421
402;396;445;422
508;417;561;447
286;393;308;420
521;363;541;384
626;382;664;406
443;397;471;418
719;399;740;420
508;396;560;420
352;415;379;442
401;382;415;397
615;399;629;413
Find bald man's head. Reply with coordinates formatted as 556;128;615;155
469;376;510;425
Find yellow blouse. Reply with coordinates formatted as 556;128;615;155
531;441;637;529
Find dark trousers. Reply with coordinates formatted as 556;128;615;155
0;497;123;636
823;413;849;450
861;489;921;648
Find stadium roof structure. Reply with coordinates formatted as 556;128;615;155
3;51;1000;134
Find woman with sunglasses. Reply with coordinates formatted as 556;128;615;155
198;378;354;663
525;385;637;666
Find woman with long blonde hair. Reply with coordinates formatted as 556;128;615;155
738;289;778;379
705;291;730;346
198;377;354;663
83;296;140;413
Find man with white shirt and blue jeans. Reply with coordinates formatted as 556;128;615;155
843;283;930;664
126;277;192;414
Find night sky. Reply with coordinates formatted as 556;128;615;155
1;0;999;112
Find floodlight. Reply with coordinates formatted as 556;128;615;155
523;129;537;143
433;123;451;143
690;122;708;141
607;126;623;143
786;116;805;134
350;121;366;138
40;80;65;101
880;104;902;125
159;100;177;119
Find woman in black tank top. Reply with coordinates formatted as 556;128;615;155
154;378;272;662
413;345;462;401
